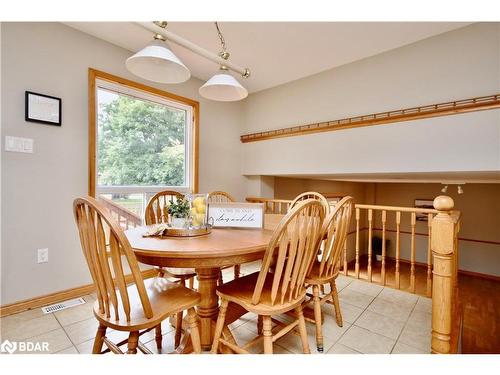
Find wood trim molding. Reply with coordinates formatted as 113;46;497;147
0;269;157;318
88;68;200;197
240;93;500;143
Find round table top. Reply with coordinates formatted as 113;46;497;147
125;226;274;269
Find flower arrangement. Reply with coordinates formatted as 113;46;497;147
168;198;190;219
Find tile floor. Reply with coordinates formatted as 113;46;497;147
0;262;431;354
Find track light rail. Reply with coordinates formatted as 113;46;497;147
135;22;250;78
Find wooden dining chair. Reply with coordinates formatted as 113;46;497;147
207;190;235;204
211;199;326;354
290;192;331;295
304;196;353;352
144;190;197;348
290;191;330;214
73;196;201;354
207;190;242;283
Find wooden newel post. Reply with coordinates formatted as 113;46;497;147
430;195;455;354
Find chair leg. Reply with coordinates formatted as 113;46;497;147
174;311;183;348
188;276;195;289
330;280;343;327
187;307;202;354
92;324;107;354
157;268;165;278
211;299;229;353
218;271;224;286
295;305;311;354
257;315;263;335
127;331;140;354
262;316;273;354
234;264;241;279
155;324;162;350
312;285;324;352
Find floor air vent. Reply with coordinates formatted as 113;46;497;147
41;297;86;314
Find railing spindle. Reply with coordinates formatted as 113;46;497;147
395;211;401;289
381;210;387;286
427;213;433;297
343;240;348;276
367;208;373;283
410;212;416;293
355;208;360;278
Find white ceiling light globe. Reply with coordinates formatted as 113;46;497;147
199;71;248;102
126;39;190;84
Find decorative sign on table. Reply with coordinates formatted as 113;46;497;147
25;91;62;126
208;202;264;228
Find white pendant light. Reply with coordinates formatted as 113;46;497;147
198;22;248;102
126;37;190;84
199;66;248;102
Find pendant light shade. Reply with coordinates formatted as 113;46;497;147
199;70;248;102
126;39;190;84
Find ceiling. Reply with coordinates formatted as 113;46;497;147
65;22;471;93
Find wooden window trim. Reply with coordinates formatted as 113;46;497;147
88;68;199;197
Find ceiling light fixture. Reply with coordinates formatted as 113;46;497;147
198;22;248;102
441;185;448;193
128;22;251;101
457;185;464;194
126;22;190;84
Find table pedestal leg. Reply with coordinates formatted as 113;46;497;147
195;267;220;350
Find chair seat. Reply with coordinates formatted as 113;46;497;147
216;272;306;315
305;261;338;284
94;278;201;331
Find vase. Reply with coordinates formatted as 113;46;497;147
171;217;187;228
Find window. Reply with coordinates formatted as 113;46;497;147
89;69;198;219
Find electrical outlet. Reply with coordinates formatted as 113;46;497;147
37;248;49;264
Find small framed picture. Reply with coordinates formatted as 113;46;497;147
415;199;434;221
25;91;62;126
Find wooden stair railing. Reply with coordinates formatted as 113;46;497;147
98;196;142;230
350;203;439;295
246;193;345;214
430;196;462;354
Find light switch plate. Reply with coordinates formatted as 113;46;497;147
37;248;49;264
5;136;34;153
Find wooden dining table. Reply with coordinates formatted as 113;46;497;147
125;225;274;351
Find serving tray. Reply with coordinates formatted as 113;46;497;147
143;224;212;238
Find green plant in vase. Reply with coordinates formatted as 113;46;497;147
168;198;190;227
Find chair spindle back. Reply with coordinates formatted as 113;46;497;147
290;191;330;214
252;199;326;306
316;196;353;279
73;197;153;322
207;191;236;203
145;190;184;225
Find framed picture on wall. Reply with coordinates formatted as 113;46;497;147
415;199;434;221
25;91;62;126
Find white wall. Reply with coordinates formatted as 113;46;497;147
0;22;245;305
242;23;500;176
